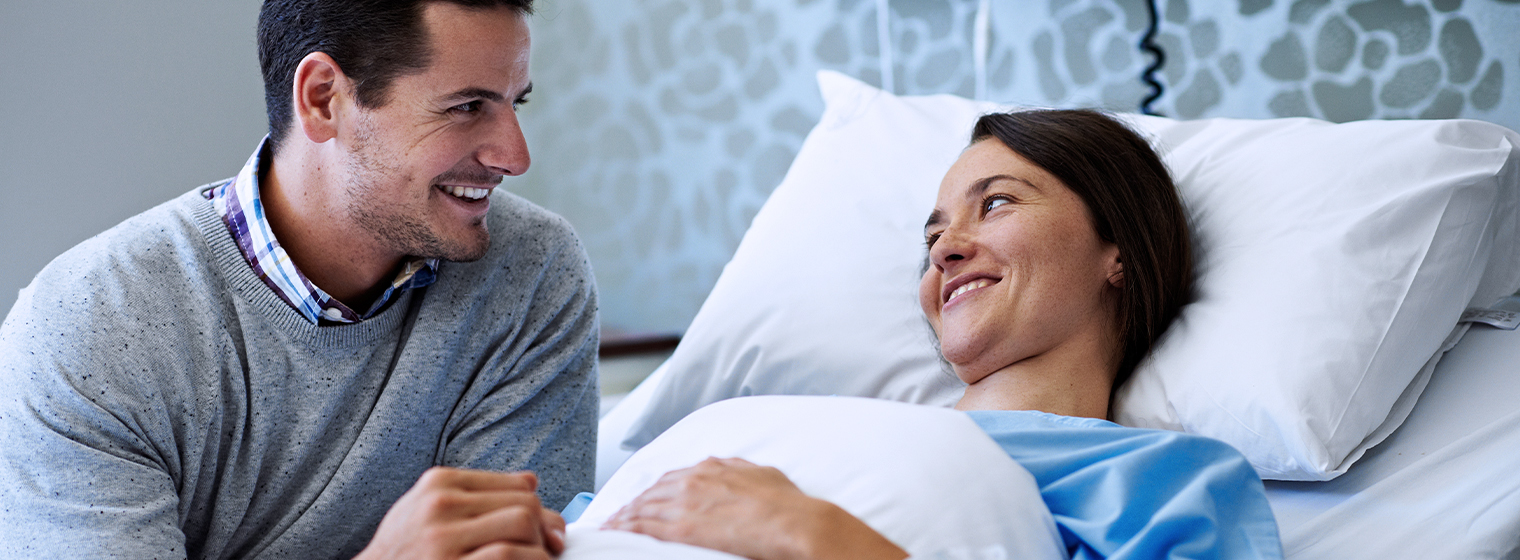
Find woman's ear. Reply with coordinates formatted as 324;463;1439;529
1106;250;1125;288
290;52;352;144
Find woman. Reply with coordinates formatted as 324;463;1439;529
602;110;1282;560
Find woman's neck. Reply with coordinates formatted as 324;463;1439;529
952;332;1119;419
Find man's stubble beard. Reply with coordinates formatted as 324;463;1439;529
342;115;491;263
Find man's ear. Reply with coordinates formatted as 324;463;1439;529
290;52;351;144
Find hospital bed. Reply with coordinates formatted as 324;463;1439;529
586;67;1520;559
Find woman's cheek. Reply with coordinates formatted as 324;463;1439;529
918;271;942;327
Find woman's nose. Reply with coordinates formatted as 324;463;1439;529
929;227;974;269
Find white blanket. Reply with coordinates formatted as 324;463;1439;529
564;396;1066;560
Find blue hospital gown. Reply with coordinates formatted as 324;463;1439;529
966;410;1283;560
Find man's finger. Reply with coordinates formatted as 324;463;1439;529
539;508;567;555
416;467;539;492
459;542;552;560
452;502;546;548
415;488;546;521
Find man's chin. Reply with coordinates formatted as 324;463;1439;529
439;232;491;262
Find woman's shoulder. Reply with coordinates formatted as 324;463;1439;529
964;409;1253;472
965;411;1282;560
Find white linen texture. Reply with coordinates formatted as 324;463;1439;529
568;396;1065;560
621;70;1520;481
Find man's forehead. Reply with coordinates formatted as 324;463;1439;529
412;3;532;93
421;2;532;51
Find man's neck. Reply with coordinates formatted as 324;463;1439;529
263;144;402;308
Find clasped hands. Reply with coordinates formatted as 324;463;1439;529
356;467;567;560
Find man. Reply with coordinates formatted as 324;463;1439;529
0;0;596;558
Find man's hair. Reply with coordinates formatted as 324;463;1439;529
969;109;1195;389
257;0;534;154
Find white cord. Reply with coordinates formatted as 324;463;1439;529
876;0;894;93
973;0;991;100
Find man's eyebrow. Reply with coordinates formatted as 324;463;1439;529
442;88;506;103
440;82;532;104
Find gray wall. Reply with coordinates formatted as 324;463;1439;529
1;1;266;315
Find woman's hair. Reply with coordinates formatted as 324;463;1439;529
970;109;1194;388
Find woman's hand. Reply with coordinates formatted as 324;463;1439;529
602;457;907;560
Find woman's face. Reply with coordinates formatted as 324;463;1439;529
919;139;1122;385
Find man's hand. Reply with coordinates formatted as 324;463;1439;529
602;457;907;560
356;467;567;560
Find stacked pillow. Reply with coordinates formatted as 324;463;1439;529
620;70;1520;481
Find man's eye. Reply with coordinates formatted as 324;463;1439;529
451;101;483;114
512;96;530;110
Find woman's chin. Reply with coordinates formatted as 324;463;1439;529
946;360;993;386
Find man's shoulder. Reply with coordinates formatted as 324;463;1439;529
14;184;228;326
1;184;232;402
45;185;221;280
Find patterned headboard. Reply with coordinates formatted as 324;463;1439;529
513;0;1520;333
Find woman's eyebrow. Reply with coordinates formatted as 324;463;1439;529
971;174;1040;197
926;174;1041;232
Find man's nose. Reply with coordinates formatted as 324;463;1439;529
479;111;531;176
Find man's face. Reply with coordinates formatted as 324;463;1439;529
339;3;533;263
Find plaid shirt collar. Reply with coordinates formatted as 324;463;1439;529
206;138;439;324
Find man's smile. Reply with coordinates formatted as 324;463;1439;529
437;184;492;200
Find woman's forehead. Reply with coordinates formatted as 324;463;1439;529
936;143;1060;202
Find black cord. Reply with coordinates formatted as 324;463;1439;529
1138;0;1166;116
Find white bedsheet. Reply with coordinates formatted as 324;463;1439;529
1265;325;1520;558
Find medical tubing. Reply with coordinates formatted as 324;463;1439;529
1138;0;1166;116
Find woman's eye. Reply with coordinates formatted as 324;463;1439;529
982;195;1012;213
925;232;941;249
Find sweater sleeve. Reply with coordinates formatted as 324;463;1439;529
436;207;601;511
0;284;190;559
966;411;1284;560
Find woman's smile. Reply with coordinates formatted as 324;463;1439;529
943;276;1000;306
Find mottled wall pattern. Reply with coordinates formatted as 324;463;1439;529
513;0;1520;333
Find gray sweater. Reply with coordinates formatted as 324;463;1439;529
0;185;599;559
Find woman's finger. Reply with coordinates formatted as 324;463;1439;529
604;514;678;540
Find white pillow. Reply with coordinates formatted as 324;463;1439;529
623;70;1520;481
571;396;1065;560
